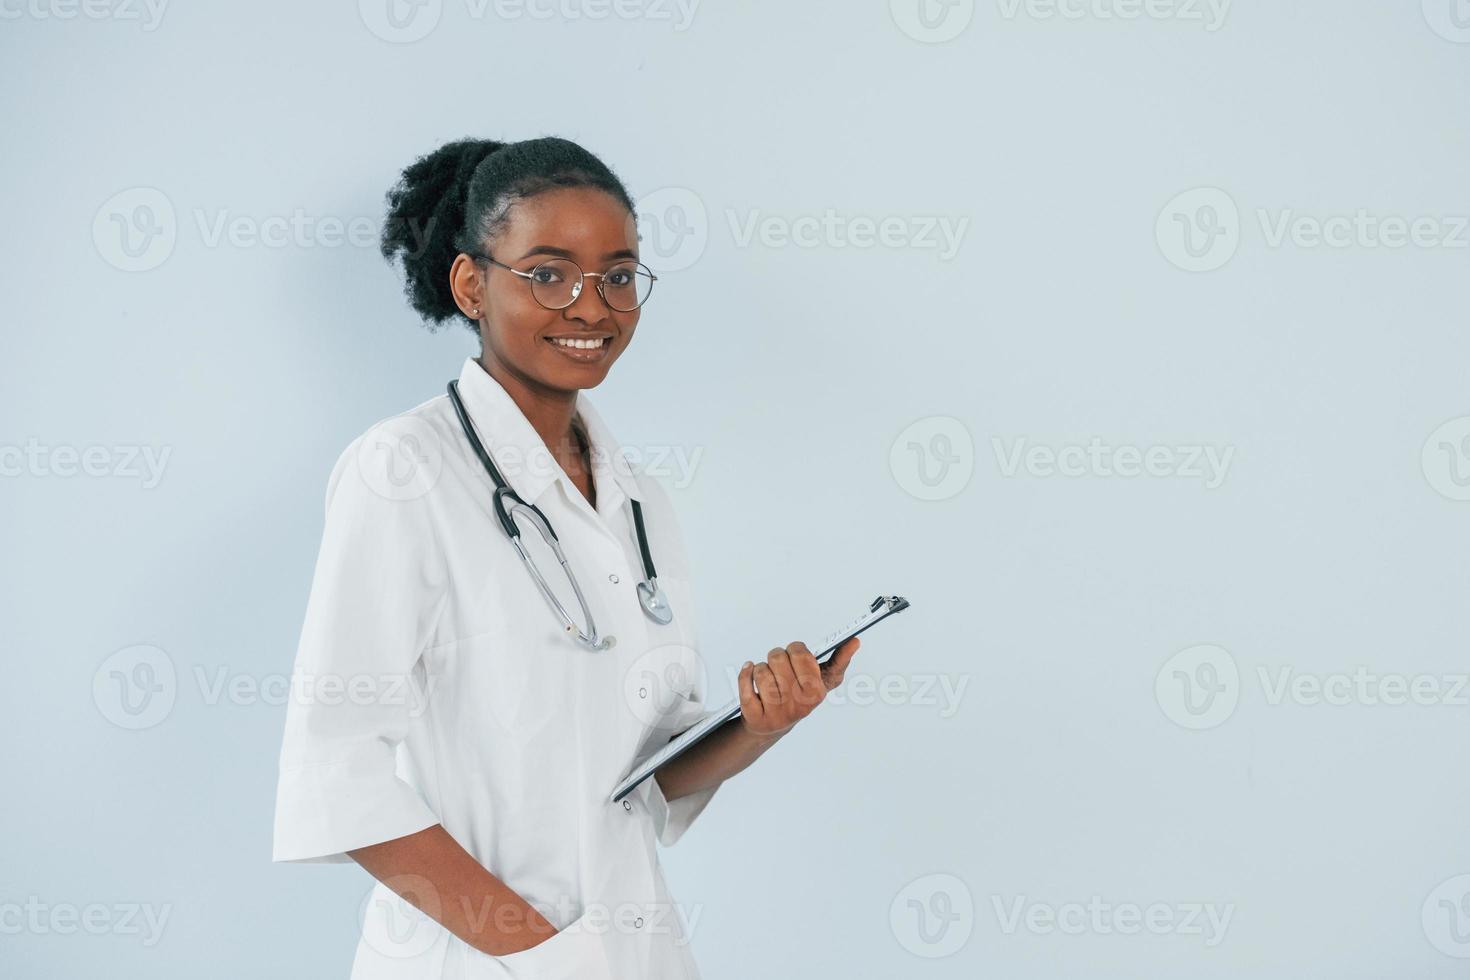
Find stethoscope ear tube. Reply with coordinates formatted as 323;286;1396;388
446;376;672;647
629;499;657;583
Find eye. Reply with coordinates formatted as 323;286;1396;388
605;268;633;287
531;265;563;284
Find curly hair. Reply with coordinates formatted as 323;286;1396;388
379;136;636;331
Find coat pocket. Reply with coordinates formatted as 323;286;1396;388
460;910;615;980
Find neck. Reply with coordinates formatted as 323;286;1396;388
477;354;585;472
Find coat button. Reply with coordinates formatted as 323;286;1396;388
622;799;632;811
609;573;620;584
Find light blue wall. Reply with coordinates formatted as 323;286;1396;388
3;1;1469;976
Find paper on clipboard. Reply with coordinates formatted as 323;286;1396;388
609;594;912;803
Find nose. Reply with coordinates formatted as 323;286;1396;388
561;272;612;324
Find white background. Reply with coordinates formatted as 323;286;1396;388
2;1;1469;976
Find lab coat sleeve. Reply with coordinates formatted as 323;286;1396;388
643;715;722;849
643;476;721;847
272;430;448;864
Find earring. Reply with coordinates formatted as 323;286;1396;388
471;307;480;316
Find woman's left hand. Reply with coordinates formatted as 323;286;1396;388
737;637;861;738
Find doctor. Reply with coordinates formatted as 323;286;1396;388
272;136;861;979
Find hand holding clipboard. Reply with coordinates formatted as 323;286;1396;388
611;595;911;802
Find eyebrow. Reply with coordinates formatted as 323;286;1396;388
517;245;639;262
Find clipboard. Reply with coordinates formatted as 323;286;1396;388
610;594;912;803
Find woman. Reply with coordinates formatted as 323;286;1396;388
272;136;861;980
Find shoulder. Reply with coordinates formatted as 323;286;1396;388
322;393;462;513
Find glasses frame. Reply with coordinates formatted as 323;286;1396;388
470;251;657;313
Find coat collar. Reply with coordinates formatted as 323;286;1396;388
453;356;642;520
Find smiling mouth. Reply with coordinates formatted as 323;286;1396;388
544;335;612;362
546;336;609;350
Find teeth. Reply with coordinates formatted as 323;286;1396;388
550;337;606;350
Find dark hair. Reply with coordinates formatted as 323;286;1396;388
379;136;636;331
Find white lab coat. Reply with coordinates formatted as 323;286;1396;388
273;356;721;979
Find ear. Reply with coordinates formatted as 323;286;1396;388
449;252;485;321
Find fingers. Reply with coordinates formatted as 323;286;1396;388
820;636;861;690
785;641;825;707
766;647;798;705
753;657;782;706
738;660;764;726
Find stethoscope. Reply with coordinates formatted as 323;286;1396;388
446;380;673;651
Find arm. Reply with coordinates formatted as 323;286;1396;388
654;636;861;802
347;825;556;957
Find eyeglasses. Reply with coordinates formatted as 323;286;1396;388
471;251;657;312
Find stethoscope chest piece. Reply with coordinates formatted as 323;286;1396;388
637;579;674;625
446;379;677;651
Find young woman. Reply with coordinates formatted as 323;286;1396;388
271;136;861;980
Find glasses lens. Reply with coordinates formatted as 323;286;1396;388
600;262;654;312
528;259;581;310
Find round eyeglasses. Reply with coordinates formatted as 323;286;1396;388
471;252;657;312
